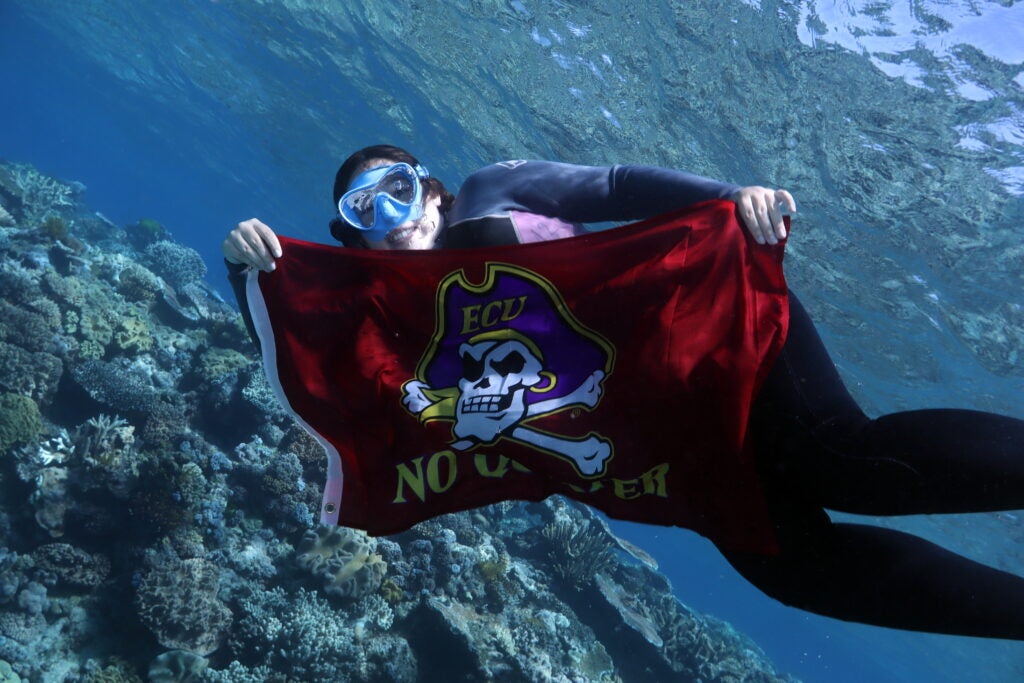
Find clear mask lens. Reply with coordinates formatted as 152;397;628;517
338;163;425;234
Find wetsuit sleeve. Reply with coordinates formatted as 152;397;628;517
226;260;261;353
448;160;742;225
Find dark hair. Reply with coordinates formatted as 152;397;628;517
329;144;455;248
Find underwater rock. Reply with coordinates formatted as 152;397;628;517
407;594;616;682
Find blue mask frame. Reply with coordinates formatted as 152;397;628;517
337;162;430;242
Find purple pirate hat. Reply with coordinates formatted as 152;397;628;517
420;265;613;407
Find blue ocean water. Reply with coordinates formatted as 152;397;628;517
2;1;1023;681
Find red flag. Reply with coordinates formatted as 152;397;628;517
246;200;789;553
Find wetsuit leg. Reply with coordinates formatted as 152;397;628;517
720;500;1024;639
754;291;1024;515
719;291;1024;639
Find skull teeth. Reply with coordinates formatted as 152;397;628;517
462;393;513;413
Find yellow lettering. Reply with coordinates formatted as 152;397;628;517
460;297;529;334
427;450;458;493
481;301;504;328
393;457;426;503
474;453;511;478
460;304;482;334
502;296;527;323
510;459;532;474
640;463;670;498
566;481;605;494
612;477;641;500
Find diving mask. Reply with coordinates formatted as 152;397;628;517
337;162;430;241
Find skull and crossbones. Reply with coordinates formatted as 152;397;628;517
403;332;611;477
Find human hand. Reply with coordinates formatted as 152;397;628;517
222;218;283;272
730;186;797;245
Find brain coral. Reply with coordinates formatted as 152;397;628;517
296;526;387;599
0;393;42;454
136;557;232;655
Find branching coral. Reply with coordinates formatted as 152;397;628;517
540;520;615;589
11;165;74;223
73;414;136;471
35;430;74;466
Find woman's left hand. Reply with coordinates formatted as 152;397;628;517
731;186;797;245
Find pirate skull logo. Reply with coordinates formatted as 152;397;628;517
402;264;615;478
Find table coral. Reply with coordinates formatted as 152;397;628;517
71;359;158;415
594;573;663;647
295;526;388;599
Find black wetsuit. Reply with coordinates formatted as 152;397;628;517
440;160;1024;640
229;160;1024;639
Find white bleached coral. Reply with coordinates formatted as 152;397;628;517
35;429;74;466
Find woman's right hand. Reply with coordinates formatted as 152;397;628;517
223;218;283;272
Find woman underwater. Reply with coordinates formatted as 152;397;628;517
224;144;1024;640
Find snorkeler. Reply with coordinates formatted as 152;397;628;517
223;144;1024;640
